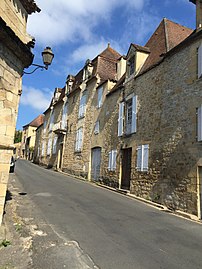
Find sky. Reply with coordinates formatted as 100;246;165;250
16;0;196;129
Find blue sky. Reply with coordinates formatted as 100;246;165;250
17;0;195;129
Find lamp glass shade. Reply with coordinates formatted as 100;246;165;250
42;47;54;66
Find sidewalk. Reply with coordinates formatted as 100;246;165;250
0;173;98;269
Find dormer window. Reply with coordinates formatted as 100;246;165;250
83;59;93;81
128;56;135;76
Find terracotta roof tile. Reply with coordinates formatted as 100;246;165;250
23;114;44;128
140;18;193;73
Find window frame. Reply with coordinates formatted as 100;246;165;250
97;87;103;108
78;92;87;119
75;128;83;152
108;150;117;171
136;144;149;172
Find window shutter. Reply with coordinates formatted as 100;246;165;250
52;136;57;154
198;44;202;79
94;121;100;134
108;151;112;170
118;102;124;136
112;150;117;171
143;145;149;171
97;87;103;108
47;137;52;155
61;102;68;129
198;105;202;141
131;95;137;133
136;146;142;171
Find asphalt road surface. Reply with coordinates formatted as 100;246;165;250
14;159;202;269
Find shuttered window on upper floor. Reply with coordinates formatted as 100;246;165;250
118;95;137;136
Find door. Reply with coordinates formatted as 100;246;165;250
91;147;101;181
199;167;202;219
121;148;132;190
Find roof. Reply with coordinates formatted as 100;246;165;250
131;44;150;53
140;18;193;73
23;114;44;128
20;0;41;14
107;74;126;96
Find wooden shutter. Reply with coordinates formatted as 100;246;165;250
118;102;124;136
131;95;137;133
198;105;202;141
112;150;117;171
136;146;142;171
143;145;149;171
108;151;112;170
198;44;202;79
52;136;57;154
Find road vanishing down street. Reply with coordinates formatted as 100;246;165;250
14;159;202;269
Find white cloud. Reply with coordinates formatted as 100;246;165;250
28;0;146;46
20;85;53;111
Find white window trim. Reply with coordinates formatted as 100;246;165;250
61;102;68;129
47;136;52;156
49;111;55;131
136;144;149;172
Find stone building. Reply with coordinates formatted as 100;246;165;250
0;0;40;224
21;114;44;160
101;0;202;217
61;45;122;179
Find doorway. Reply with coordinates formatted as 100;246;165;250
121;148;132;190
91;147;101;181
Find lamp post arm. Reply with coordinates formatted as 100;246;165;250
23;64;48;75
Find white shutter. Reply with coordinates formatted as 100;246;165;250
41;142;45;156
131;95;137;133
198;44;202;79
198;105;202;141
97;87;103;108
47;137;52;155
61;102;68;129
52;136;57;154
108;151;112;170
143;145;149;171
94;121;100;134
112;150;117;171
78;94;86;118
136;146;142;171
118;102;124;136
75;128;83;151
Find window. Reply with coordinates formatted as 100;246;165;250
108;150;117;171
198;44;202;78
75;128;83;151
97;87;103;108
136;145;149;172
94;121;100;134
128;56;135;76
61;102;68;129
52;136;57;154
118;95;137;136
49;111;54;131
47;136;52;155
197;105;202;141
78;93;87;118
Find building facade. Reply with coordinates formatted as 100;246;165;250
0;0;40;224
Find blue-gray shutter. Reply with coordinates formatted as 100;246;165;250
131;95;137;133
143;145;149;171
112;150;117;171
118;102;124;136
198;105;202;141
136;146;142;171
108;151;112;170
198;44;202;78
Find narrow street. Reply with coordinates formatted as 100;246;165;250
9;159;202;269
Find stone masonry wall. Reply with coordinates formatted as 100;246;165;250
0;42;23;224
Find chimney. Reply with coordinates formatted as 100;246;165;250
190;0;202;29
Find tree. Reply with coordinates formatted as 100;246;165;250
14;130;22;143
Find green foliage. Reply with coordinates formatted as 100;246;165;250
14;130;22;143
0;239;11;248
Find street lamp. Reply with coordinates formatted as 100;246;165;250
23;47;54;75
